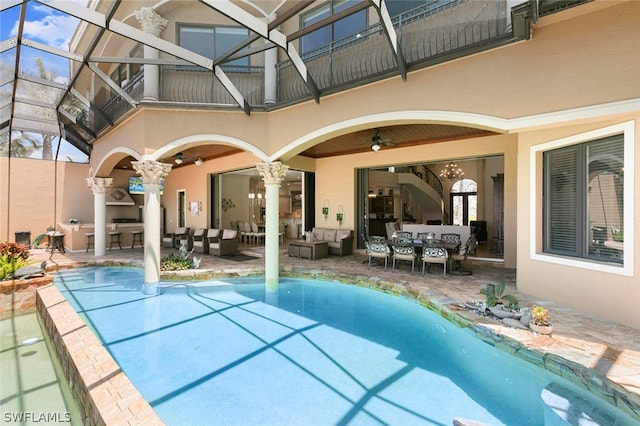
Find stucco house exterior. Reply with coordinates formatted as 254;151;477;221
1;0;638;328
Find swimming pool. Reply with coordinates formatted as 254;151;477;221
54;267;632;425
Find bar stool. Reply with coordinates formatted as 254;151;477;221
85;232;95;253
108;231;122;251
131;230;143;249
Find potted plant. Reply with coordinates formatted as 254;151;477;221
479;281;521;319
530;305;553;334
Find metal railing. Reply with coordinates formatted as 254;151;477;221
98;0;512;121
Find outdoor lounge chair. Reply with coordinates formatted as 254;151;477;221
209;229;238;256
205;228;220;253
163;227;190;248
192;228;208;254
174;227;192;250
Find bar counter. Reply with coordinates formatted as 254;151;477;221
58;223;144;252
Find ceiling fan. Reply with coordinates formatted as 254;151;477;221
370;129;396;152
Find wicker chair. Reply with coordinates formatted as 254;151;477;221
192;228;208;254
209;229;238;256
162;227;190;248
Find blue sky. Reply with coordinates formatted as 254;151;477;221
2;1;89;162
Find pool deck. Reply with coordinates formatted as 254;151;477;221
28;244;640;422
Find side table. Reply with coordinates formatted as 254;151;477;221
288;241;329;260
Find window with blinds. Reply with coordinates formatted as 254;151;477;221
543;135;624;264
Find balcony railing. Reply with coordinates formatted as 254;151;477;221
100;0;513;120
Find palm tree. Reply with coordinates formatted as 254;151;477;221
35;57;55;160
0;132;42;158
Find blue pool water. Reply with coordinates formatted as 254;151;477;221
54;268;632;425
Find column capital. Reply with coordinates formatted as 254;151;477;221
134;7;168;36
86;177;113;194
132;160;172;184
256;161;289;186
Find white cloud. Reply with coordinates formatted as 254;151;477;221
21;13;79;51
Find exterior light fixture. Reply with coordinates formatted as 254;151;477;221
371;143;381;152
173;152;202;166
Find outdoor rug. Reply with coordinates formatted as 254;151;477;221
223;254;260;262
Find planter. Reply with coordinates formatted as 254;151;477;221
489;306;522;319
529;321;553;335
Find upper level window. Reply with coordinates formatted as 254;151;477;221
301;0;367;54
543;134;624;264
178;25;249;67
110;44;143;89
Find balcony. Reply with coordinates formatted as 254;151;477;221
94;0;515;120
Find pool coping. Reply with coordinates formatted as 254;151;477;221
36;284;163;425
35;262;640;423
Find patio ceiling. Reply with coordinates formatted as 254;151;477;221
1;0;587;163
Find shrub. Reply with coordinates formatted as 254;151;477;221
160;253;194;271
0;242;32;280
479;281;519;310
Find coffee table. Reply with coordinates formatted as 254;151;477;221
288;241;328;260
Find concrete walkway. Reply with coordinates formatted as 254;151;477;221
31;244;640;421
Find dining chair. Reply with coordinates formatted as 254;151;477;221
394;231;413;239
417;232;436;240
251;222;266;244
241;222;254;244
366;240;391;271
440;233;461;244
391;237;417;274
422;246;448;277
451;235;477;272
368;235;387;244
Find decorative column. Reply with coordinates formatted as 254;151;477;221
86;177;112;257
263;15;277;104
132;160;172;294
134;7;168;101
256;161;289;291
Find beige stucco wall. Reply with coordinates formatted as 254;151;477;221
0;157;64;242
4;0;639;328
88;1;640;171
517;114;639;328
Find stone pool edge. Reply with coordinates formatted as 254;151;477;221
37;262;640;423
36;284;163;426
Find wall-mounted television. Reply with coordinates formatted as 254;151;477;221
129;176;164;195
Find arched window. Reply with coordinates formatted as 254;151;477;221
450;179;477;226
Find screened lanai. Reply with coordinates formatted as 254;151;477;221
1;0;586;165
